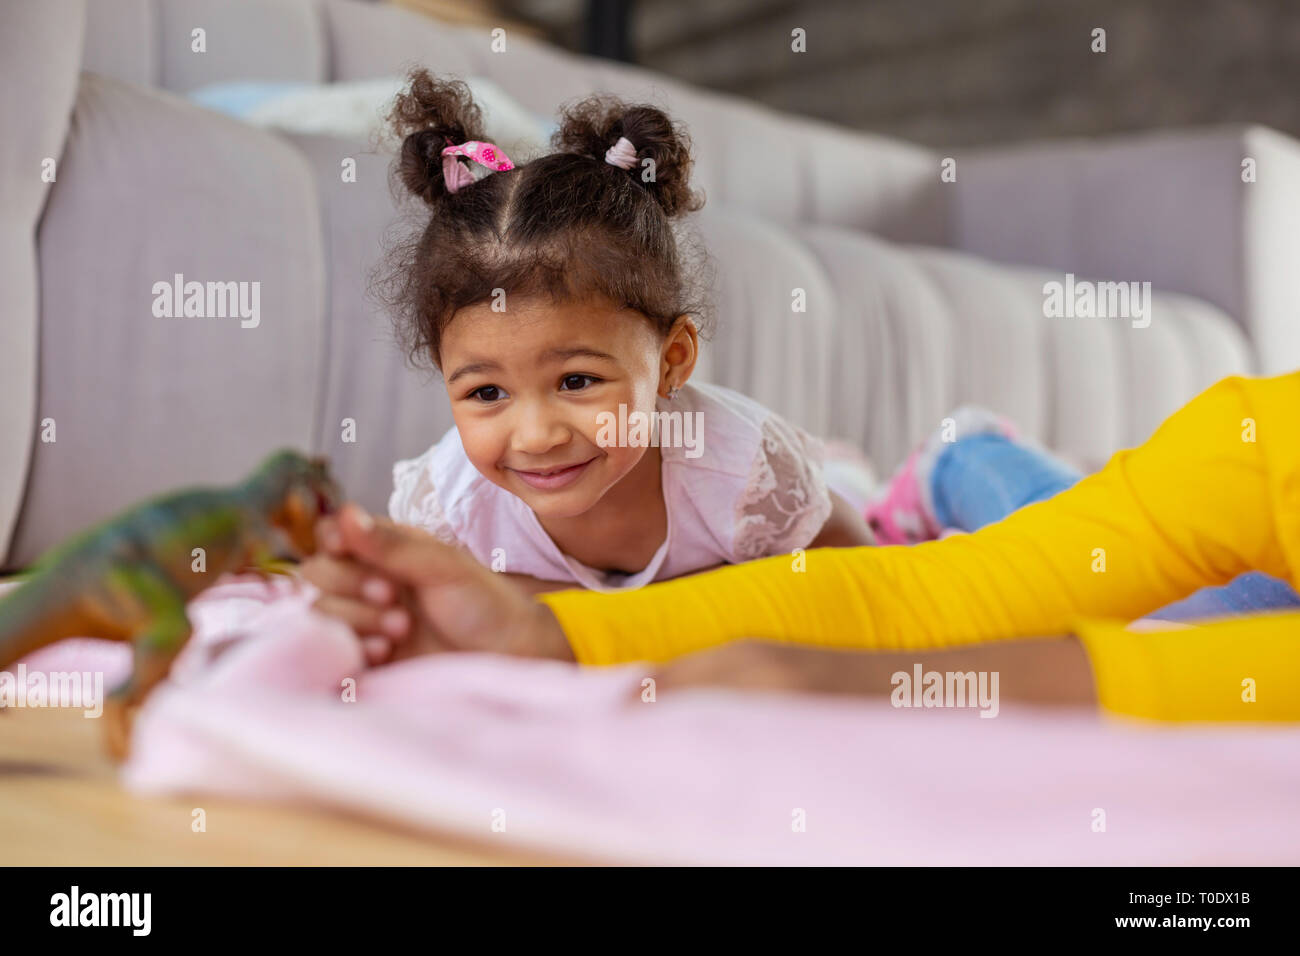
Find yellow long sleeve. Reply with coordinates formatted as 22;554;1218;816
1076;614;1300;721
540;373;1300;666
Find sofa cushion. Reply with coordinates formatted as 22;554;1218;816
162;0;328;92
796;230;1251;470
8;74;326;569
0;0;84;569
281;129;456;517
321;0;479;80
83;0;156;87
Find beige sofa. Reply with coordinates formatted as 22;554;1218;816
4;0;1295;570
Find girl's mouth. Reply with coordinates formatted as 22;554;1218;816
509;458;596;491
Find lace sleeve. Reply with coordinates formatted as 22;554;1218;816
388;452;460;546
731;415;832;561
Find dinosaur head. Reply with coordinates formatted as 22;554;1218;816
254;449;344;558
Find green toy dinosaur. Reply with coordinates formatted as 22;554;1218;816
0;449;342;758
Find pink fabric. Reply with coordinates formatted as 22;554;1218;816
863;447;939;544
10;574;1300;864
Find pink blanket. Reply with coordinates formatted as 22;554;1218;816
14;575;1300;864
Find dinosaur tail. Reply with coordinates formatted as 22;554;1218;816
0;577;94;669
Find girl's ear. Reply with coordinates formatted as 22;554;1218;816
659;316;699;398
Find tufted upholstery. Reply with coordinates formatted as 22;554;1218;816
1;0;1291;567
10;73;326;561
0;0;85;569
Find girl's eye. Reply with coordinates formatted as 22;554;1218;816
560;374;600;392
470;385;504;403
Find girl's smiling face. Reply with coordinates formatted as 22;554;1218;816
439;295;695;519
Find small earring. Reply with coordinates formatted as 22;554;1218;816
667;385;680;400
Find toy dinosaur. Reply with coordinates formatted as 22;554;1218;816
0;449;342;758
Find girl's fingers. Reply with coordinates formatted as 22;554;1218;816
312;593;411;640
300;554;397;606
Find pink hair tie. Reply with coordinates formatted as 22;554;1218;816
439;139;515;193
604;136;638;170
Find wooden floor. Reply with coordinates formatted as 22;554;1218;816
0;706;562;866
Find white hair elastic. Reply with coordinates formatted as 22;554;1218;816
604;136;638;169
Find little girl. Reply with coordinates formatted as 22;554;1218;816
374;71;874;595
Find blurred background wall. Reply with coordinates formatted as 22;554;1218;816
421;0;1300;146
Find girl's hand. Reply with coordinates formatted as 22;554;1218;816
305;504;575;663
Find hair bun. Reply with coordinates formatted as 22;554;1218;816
553;96;703;217
388;69;486;206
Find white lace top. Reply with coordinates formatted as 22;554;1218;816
388;382;831;592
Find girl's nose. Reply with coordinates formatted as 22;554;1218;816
510;406;570;455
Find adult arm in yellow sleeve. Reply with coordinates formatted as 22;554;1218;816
539;373;1300;665
1074;613;1300;721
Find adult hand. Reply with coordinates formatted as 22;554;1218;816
302;503;575;663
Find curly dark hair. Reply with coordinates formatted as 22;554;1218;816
374;69;712;372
